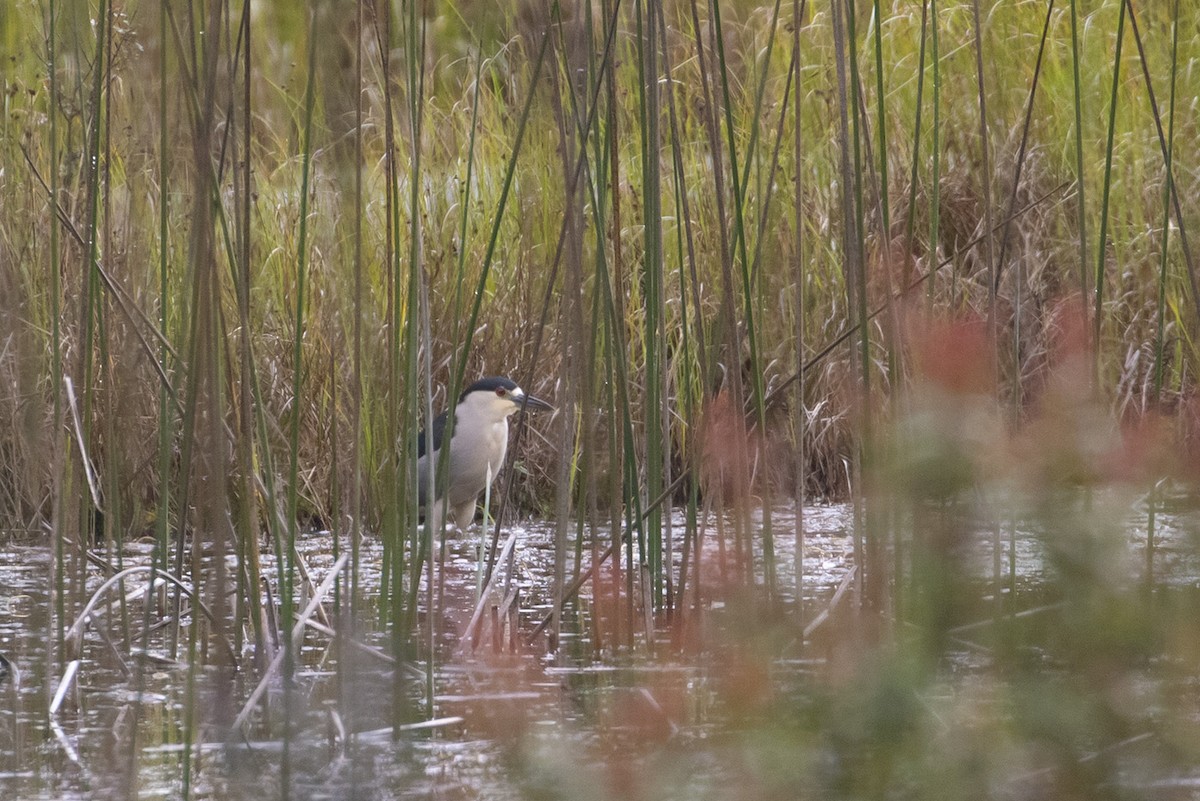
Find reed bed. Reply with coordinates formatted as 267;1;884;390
1;0;1199;798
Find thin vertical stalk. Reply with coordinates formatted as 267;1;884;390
902;0;928;272
1150;1;1179;406
545;7;584;650
99;0;122;637
870;1;895;392
164;0;200;664
635;0;665;609
1068;0;1091;329
997;0;1056;611
652;0;676;615
995;0;1054;294
1125;0;1200;328
1092;0;1127;382
435;45;485;662
419;261;434;703
350;0;366;645
710;0;775;596
969;0;994;328
392;0;421;722
79;0;109;563
399;0;432;711
449;32;549;427
686;0;736;613
182;0;228;790
579;0;606;644
845;0;869;547
897;0;929;624
656;0;705;616
473;9;625;630
722;1;798;611
1149;0;1180;586
968;0;997;620
463;32;553;586
565;0;620;644
596;0;620;646
486;0;625;640
870;0;891;274
792;0;806;626
686;0;731;387
927;0;940;307
283;5;321;787
130;0;176;791
182;564;199;801
867;0;904;629
831;0;865;605
47;0;66;678
376;0;405;665
233;0;263;673
540;8;644;633
861;0;894;618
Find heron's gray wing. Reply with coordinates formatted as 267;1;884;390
417;411;450;458
416;410;453;506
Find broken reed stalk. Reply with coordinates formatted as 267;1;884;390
232;552;350;733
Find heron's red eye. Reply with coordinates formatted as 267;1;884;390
495;388;507;397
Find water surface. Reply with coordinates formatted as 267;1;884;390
2;498;1199;799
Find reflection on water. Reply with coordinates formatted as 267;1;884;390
1;498;1199;799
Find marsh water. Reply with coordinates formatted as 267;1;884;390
2;498;1200;800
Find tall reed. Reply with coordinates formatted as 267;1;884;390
1093;0;1127;383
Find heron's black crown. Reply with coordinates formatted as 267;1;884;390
458;376;520;403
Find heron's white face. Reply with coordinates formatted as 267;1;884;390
461;385;524;422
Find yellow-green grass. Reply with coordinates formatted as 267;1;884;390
0;0;1195;535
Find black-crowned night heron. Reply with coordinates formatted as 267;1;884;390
417;376;553;529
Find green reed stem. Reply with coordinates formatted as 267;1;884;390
1093;0;1127;381
656;0;703;612
792;0;807;624
869;0;891;259
98;1;126;640
712;0;775;596
1125;0;1200;328
448;47;485;400
1152;1;1179;405
449;33;549;443
869;0;903;625
79;0;108;556
133;4;174;787
48;0;66;675
927;0;940;307
281;6;320;787
903;0;928;266
1148;0;1180;587
232;0;263;670
1068;0;1090;326
996;0;1054;297
399;0;429;696
544;8;584;649
458;32;553;593
635;0;665;607
350;0;366;660
376;0;400;640
830;0;865;604
685;0;729;389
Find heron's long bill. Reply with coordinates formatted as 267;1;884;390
518;392;554;412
